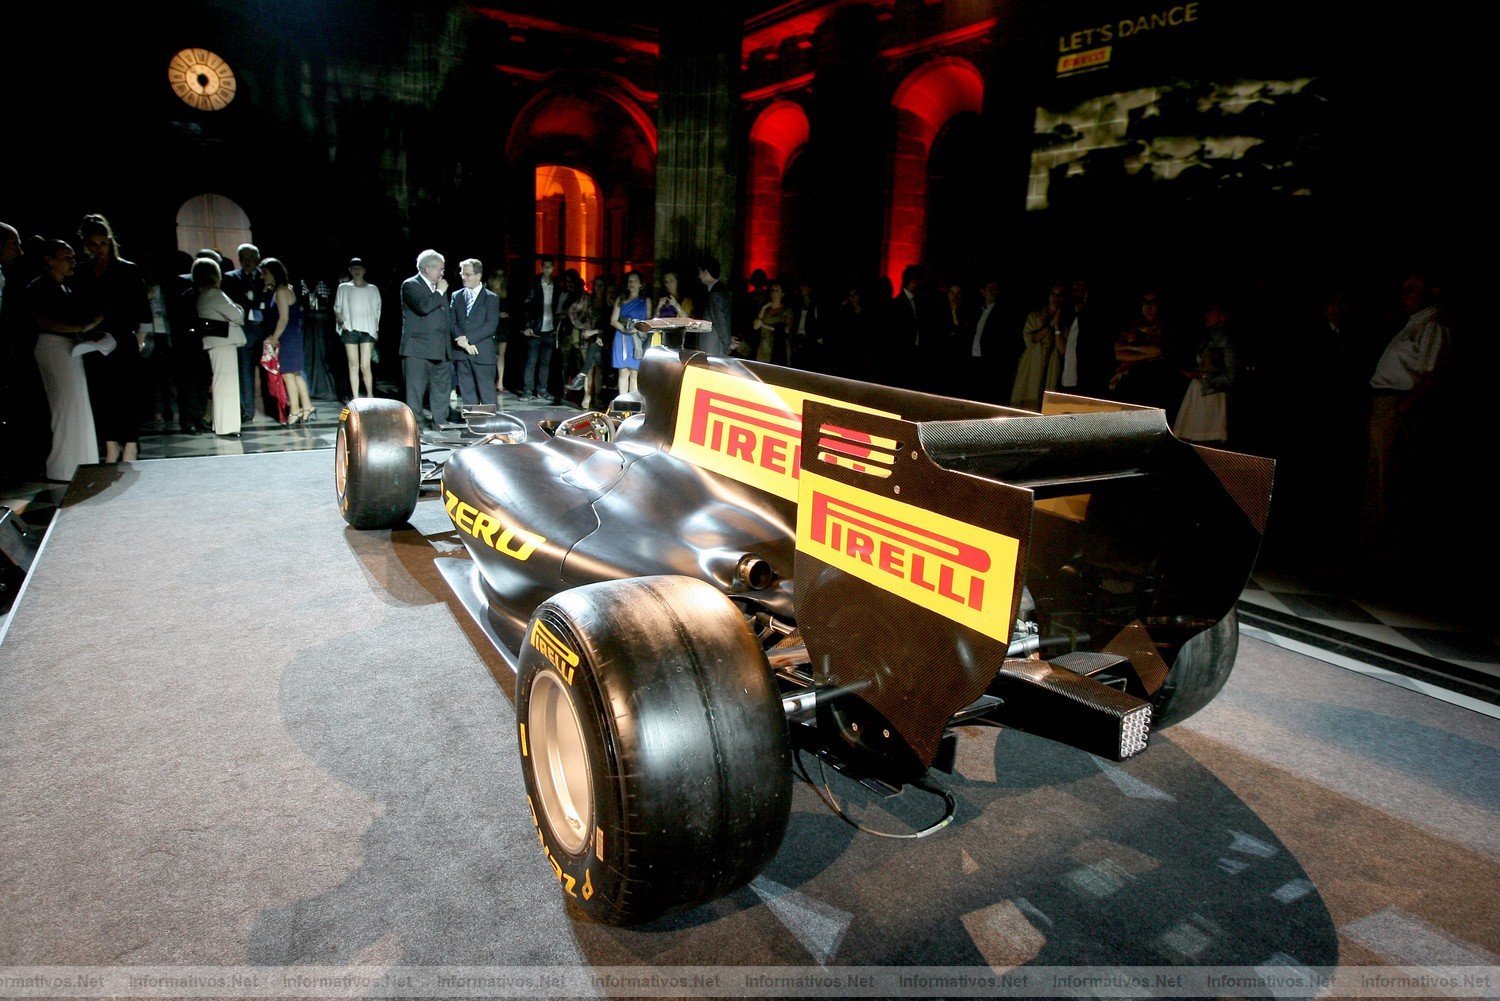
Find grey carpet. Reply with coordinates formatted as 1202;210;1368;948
1;451;1495;974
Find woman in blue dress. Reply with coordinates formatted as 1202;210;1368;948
262;257;313;424
609;271;652;396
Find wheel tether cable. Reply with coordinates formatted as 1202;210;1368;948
794;749;956;839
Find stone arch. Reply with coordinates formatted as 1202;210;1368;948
175;193;252;257
744;100;810;280
884;57;985;290
505;78;656;276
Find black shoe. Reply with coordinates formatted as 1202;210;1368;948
216;432;241;439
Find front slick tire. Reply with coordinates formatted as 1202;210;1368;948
516;576;792;925
335;398;420;529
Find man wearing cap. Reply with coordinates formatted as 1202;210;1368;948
334;257;381;400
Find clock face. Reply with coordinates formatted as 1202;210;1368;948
168;48;236;111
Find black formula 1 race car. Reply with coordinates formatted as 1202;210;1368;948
334;345;1273;925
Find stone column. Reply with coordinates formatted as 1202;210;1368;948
654;6;742;279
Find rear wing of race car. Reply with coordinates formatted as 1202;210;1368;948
792;394;1272;777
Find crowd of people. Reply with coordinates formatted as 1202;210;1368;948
0;217;1464;572
0;217;335;482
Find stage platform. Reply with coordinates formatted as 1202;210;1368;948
1;450;1495;991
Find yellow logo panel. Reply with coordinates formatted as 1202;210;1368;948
796;467;1019;642
671;366;897;501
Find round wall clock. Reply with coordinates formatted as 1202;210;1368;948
168;48;237;111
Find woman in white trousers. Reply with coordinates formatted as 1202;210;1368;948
27;240;104;481
192;257;247;437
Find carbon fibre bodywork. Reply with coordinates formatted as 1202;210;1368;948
439;347;1272;781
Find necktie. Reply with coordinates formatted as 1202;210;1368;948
466;288;475;315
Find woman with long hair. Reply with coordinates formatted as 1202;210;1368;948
25;240;104;480
1009;283;1065;410
487;270;513;397
333;257;380;400
651;270;693;350
569;278;604;410
261;257;313;423
751;280;792;364
74;213;152;461
609;271;652;396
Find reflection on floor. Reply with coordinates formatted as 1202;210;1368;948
132;392;570;461
4;394;1498;717
1241;572;1499;716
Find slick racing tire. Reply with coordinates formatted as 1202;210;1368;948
516;575;792;925
1151;609;1239;729
335;399;421;529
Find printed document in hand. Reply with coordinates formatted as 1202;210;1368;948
72;333;118;358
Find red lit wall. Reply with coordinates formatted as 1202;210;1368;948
885;58;984;291
745;101;811;280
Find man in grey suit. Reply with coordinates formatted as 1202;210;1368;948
449;257;501;410
697;255;731;356
400;248;451;427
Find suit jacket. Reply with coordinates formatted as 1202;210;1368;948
450;286;501;364
400;273;451;361
890;289;946;351
1065;299;1115;396
524;276;564;346
701;280;731;355
969;302;1004;360
222;268;266;331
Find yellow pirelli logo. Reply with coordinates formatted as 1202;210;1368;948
530;620;579;684
671;366;898;501
444;488;545;561
796;467;1019;642
1057;45;1111;75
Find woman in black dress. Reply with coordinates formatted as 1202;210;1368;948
74;213;152;462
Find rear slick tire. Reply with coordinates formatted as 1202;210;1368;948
335;399;420;529
516;575;792;925
1151;609;1240;728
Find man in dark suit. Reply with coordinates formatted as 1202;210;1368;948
889;263;946;390
1058;277;1113;397
400;248;451;427
698;255;731;356
222;243;266;422
521;259;561;401
965;278;1006;402
449;257;500;412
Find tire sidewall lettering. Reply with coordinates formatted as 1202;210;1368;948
517;609;619;917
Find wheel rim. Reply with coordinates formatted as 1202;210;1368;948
528;670;594;855
334;425;348;499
